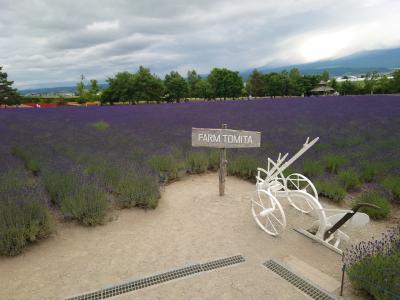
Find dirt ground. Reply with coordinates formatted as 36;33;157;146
0;173;396;300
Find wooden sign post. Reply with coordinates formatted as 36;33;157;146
219;124;227;196
192;124;261;196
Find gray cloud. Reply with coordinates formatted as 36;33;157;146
0;0;399;88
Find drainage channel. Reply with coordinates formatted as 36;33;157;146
66;255;245;300
263;259;338;300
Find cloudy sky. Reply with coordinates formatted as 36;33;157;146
1;0;399;89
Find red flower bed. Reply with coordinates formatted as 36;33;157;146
24;103;58;108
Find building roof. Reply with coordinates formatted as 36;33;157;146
311;86;335;92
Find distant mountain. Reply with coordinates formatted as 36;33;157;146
20;83;107;96
20;47;400;94
242;47;400;78
20;86;76;96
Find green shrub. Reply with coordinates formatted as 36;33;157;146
11;145;25;157
302;160;324;178
228;156;259;181
360;162;383;183
43;170;108;225
42;170;78;205
26;159;41;175
0;201;53;256
315;180;346;202
60;149;121;190
84;161;121;189
60;185;108;226
186;152;208;174
131;148;145;161
339;170;361;191
282;168;295;178
169;146;185;160
89;121;110;130
207;150;220;171
323;154;348;173
57;98;68;105
353;192;391;220
11;146;41;176
77;97;86;104
149;154;179;182
0;171;31;192
348;251;400;300
117;176;160;209
382;176;400;201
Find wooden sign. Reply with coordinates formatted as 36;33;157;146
192;128;261;148
192;125;261;196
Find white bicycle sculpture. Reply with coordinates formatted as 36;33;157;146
252;137;376;254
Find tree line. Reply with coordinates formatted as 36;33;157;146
1;65;400;107
99;67;324;104
99;66;245;104
99;67;400;104
335;71;400;95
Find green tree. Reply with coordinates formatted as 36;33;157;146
300;75;321;96
100;67;164;105
208;68;227;99
321;70;330;81
288;68;302;96
76;74;86;98
132;66;164;103
225;70;243;99
164;71;188;102
87;79;100;101
100;88;113;105
0;66;20;106
364;71;378;94
374;75;392;94
281;71;290;95
264;73;278;97
247;69;265;97
208;68;243;100
338;80;357;95
193;79;212;100
101;71;134;105
329;78;338;91
187;70;201;98
392;70;400;93
76;75;102;102
265;71;289;97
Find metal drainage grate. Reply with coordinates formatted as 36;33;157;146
66;255;245;300
263;260;337;300
201;254;245;271
68;290;102;300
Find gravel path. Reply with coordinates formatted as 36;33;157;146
0;173;395;299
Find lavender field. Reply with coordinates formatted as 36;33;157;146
1;95;400;255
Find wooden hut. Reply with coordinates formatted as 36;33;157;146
311;81;335;96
